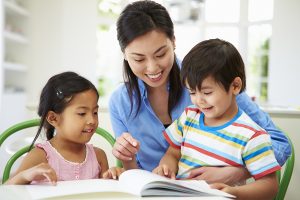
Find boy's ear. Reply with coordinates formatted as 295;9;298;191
46;111;60;127
232;77;242;95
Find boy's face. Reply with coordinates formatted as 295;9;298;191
187;76;241;126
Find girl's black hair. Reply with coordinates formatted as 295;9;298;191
117;0;183;117
181;38;246;93
29;71;99;150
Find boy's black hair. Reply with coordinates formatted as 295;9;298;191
29;71;99;150
181;38;246;92
117;0;182;117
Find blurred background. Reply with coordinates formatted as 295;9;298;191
0;0;299;198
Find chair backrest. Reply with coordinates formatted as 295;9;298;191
274;131;295;200
0;118;117;184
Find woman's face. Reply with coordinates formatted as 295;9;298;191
124;30;175;89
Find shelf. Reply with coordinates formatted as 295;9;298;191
4;0;29;16
3;61;27;71
3;30;28;44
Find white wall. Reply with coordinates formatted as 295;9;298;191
26;0;98;108
268;0;300;107
0;0;3;109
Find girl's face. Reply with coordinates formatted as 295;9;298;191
187;76;241;126
54;89;99;144
124;30;175;89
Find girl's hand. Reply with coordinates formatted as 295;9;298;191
102;167;125;180
6;163;57;185
186;166;250;185
112;132;140;161
152;164;176;179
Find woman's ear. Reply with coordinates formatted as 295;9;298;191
232;77;242;95
172;36;176;50
46;111;60;127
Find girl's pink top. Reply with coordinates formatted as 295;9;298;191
35;141;101;181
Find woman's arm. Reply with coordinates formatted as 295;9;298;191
211;172;278;200
237;92;291;165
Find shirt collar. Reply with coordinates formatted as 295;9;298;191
137;79;170;99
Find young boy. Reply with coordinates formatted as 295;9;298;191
153;39;280;200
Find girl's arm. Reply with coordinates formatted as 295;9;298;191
152;146;181;179
5;148;56;185
94;147;125;179
211;172;278;200
94;147;109;178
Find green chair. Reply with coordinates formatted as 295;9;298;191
274;132;295;200
0;118;118;184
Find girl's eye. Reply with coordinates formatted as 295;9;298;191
94;111;98;115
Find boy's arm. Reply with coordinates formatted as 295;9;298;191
212;172;278;200
153;146;181;178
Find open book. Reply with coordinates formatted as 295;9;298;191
26;169;235;199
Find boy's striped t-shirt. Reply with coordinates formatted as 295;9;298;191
163;105;281;180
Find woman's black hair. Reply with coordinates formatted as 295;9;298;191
181;38;246;93
117;0;183;117
29;71;99;150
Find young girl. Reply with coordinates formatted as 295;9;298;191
153;39;280;200
5;72;123;185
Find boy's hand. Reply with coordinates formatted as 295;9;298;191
152;164;176;179
102;167;125;180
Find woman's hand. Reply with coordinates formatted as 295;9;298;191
186;166;251;185
152;164;176;179
102;167;125;180
112;132;140;161
6;163;57;185
210;182;238;197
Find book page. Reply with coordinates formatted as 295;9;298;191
118;169;171;195
119;169;234;198
26;179;121;199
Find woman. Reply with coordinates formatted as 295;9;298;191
109;0;290;185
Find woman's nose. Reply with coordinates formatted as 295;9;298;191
146;59;158;72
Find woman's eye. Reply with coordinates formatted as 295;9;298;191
78;113;86;116
134;59;144;62
157;53;166;58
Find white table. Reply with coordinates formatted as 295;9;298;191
0;184;230;200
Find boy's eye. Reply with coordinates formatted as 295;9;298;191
203;92;212;95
